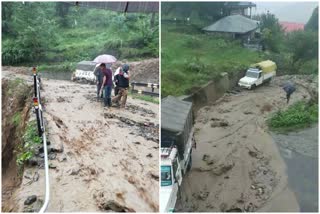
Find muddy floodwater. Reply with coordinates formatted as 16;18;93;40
271;125;318;212
40;71;72;81
175;76;317;212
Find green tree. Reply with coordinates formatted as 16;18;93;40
286;30;318;62
305;6;318;31
254;12;283;53
2;2;58;64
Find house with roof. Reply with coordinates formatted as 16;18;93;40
223;2;256;18
202;14;260;40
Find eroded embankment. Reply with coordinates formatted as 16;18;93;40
2;78;32;212
176;75;316;212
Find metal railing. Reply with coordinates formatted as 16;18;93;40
131;82;159;97
32;67;50;213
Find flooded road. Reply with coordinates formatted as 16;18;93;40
40;71;71;81
2;68;159;212
271;125;318;212
175;75;317;212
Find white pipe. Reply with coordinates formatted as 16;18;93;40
39;130;50;213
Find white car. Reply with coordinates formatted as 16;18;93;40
71;61;99;84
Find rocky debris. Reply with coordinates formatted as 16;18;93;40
56;97;65;102
202;154;214;165
49;163;57;169
48;153;56;160
210;118;229;128
149;171;159;181
194;190;209;200
244;202;256;212
126;104;156;117
26;157;43;167
99;200;136;212
243;110;253;115
146;153;153;158
24;195;37;205
249;158;276;200
104;112;159;143
57;154;67;162
260;103;273;114
202;154;210;161
50;142;64;153
211;160;234;176
225;207;243;212
23;199;43;212
247;146;264;159
68;167;80;176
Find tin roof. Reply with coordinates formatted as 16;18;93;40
161;96;192;133
203;15;259;34
280;21;304;33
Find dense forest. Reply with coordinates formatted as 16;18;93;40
2;2;159;71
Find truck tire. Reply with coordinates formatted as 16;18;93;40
187;156;192;172
251;84;256;90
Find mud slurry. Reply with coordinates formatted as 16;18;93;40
4;71;159;212
176;77;314;212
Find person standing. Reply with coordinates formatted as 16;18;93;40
112;64;130;108
94;64;103;99
99;63;113;107
283;82;296;104
113;66;121;96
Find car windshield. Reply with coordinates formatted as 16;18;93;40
245;70;259;78
161;165;172;187
76;63;96;71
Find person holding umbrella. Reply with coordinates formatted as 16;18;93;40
283;82;296;104
94;54;117;107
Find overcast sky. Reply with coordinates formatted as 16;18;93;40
252;1;318;23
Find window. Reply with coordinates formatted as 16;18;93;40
161;165;172;186
245;70;259;78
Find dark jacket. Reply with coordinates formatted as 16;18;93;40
118;73;129;88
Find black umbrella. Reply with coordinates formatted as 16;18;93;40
283;82;296;95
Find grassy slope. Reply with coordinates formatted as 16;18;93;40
38;25;153;72
268;101;318;132
161;24;264;97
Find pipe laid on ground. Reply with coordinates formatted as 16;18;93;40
39;129;50;213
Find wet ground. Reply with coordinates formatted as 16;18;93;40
175;76;317;212
271;125;318;212
1;68;159;212
40;71;71;81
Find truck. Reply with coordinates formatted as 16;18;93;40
71;61;98;84
238;60;277;89
161;96;194;212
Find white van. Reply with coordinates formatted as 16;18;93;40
71;61;98;84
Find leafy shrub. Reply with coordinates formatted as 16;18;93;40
16;121;42;166
268;101;318;131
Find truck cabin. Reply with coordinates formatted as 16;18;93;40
245;68;262;79
161;148;179;187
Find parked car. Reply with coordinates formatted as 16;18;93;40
71;61;99;84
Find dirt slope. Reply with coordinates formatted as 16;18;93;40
2;69;159;212
176;76;314;212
